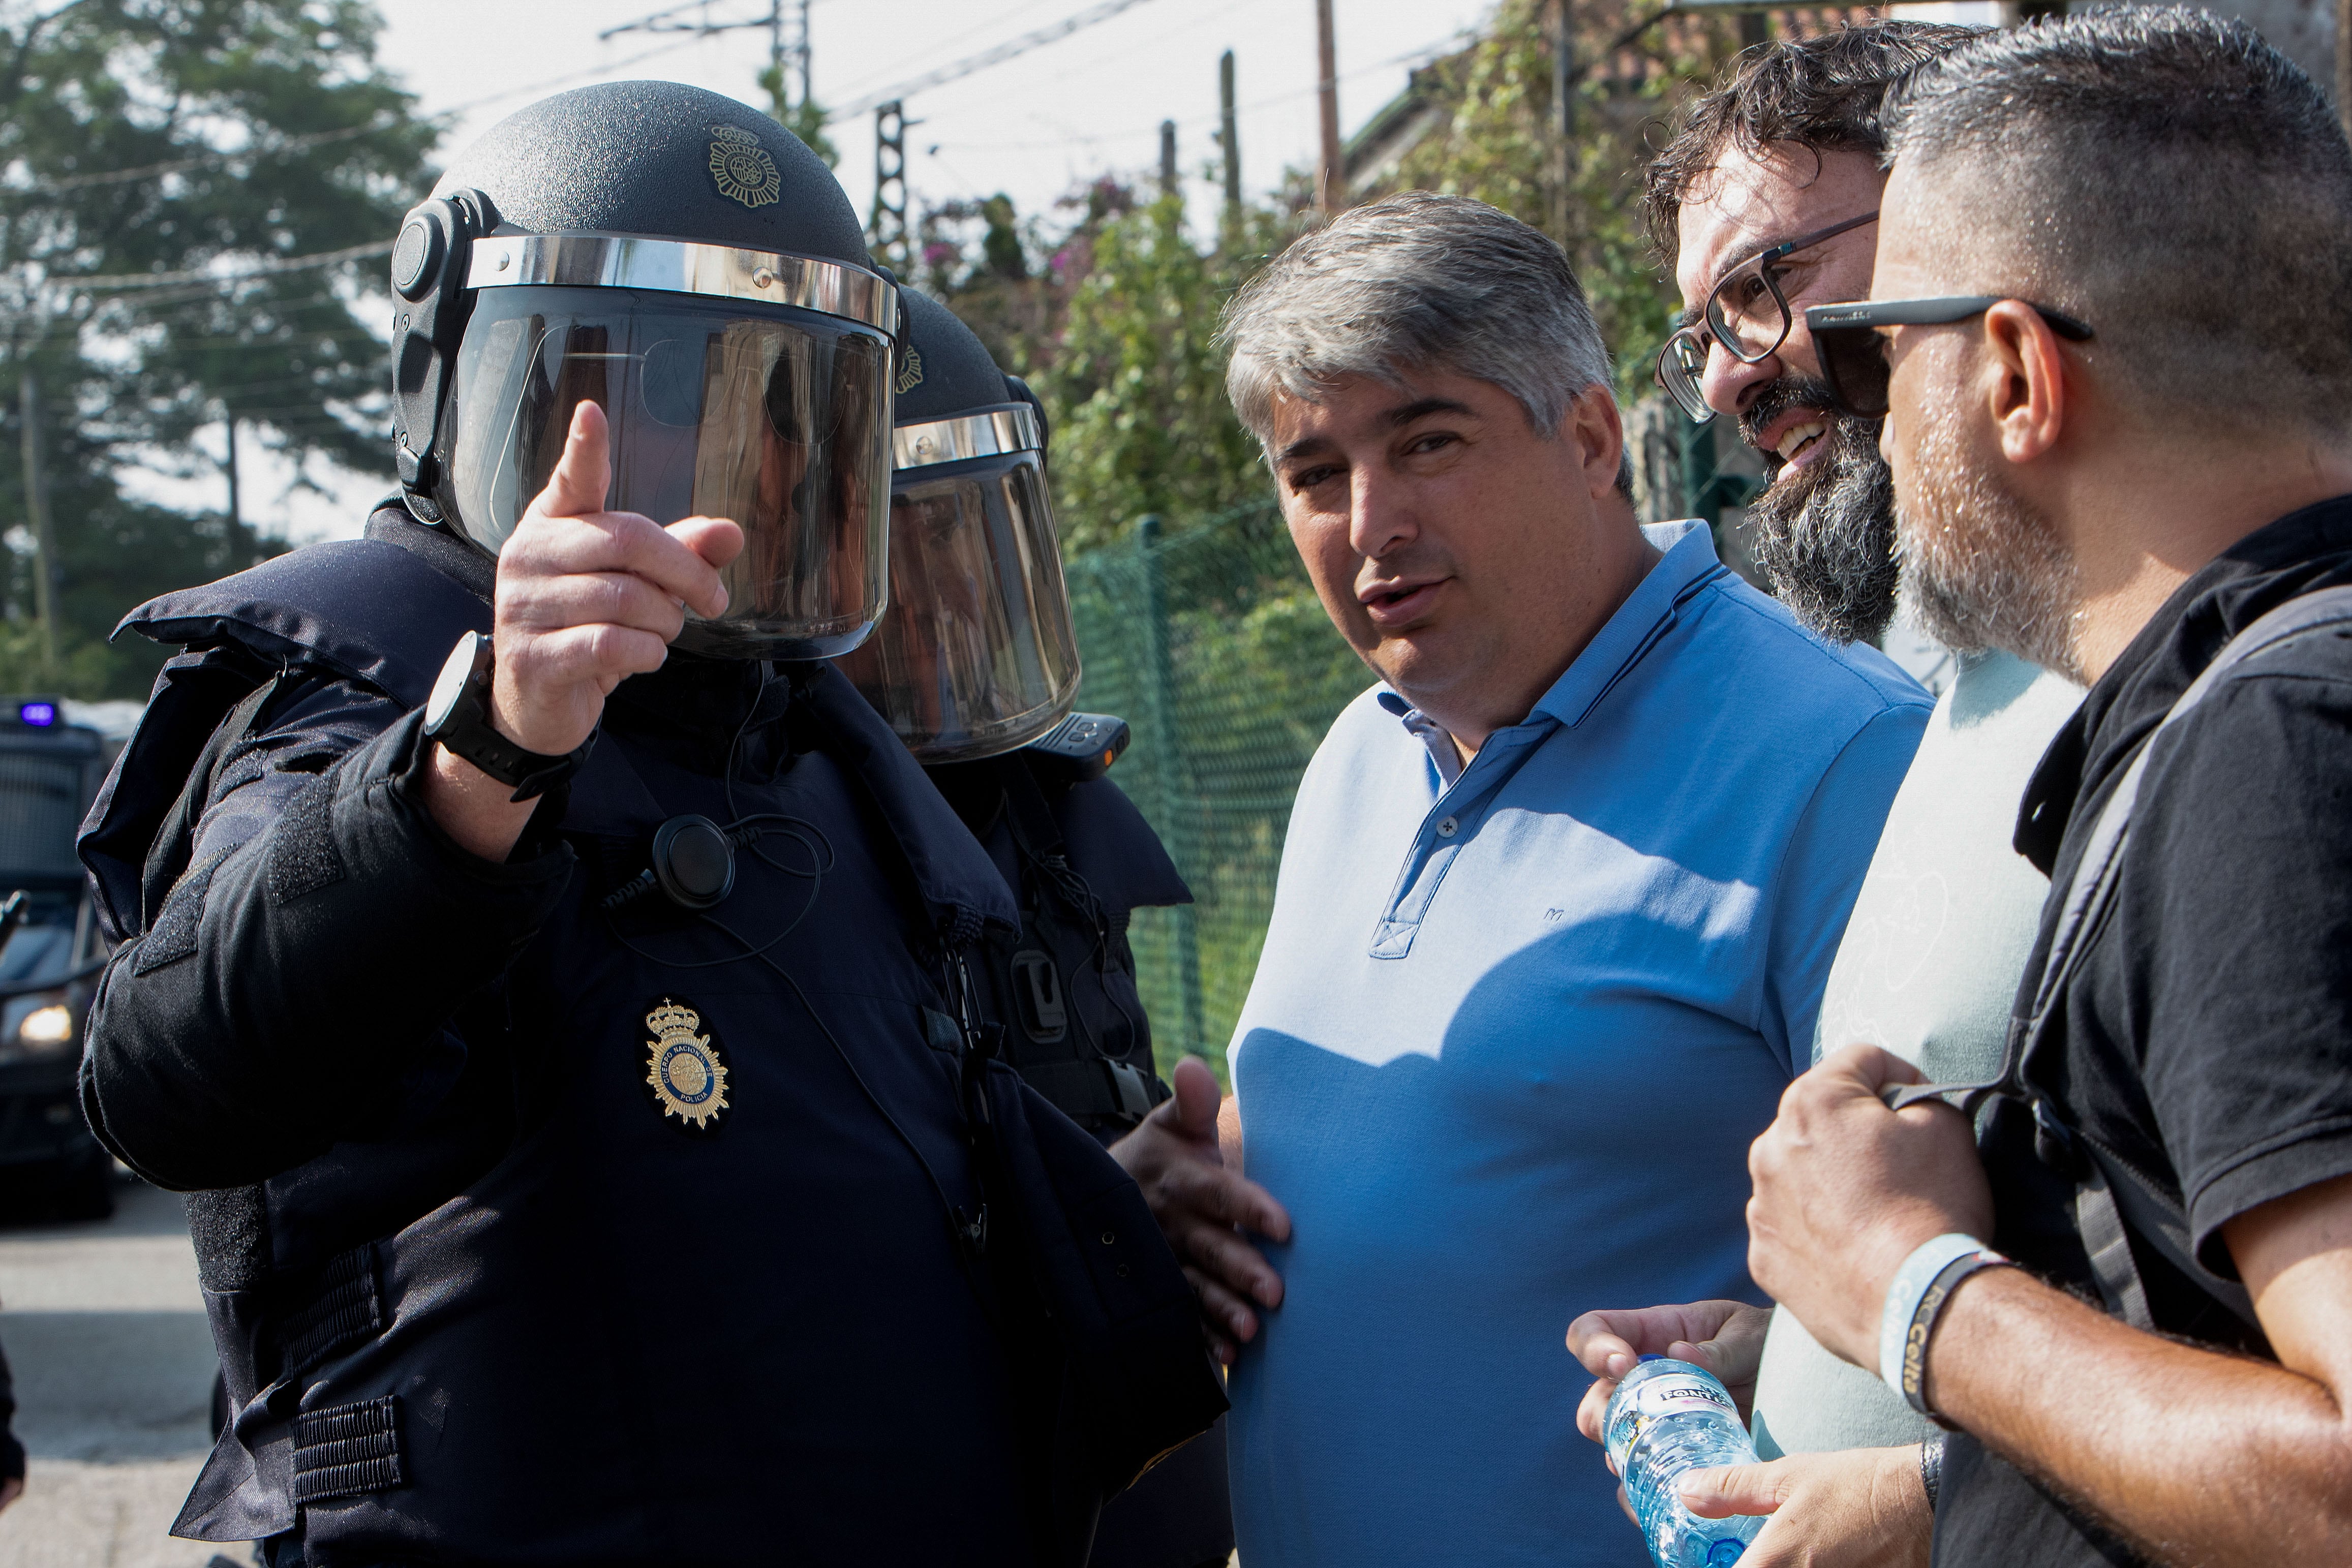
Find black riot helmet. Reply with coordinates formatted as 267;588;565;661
387;81;903;659
834;294;1081;762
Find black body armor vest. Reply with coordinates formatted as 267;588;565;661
927;755;1184;1135
77;511;1223;1566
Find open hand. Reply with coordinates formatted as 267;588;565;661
1110;1056;1290;1365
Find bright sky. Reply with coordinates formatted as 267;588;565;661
375;0;1500;241
132;0;1500;541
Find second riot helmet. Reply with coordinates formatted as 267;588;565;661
833;293;1081;760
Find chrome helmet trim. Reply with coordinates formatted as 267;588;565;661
892;406;1043;471
466;232;898;335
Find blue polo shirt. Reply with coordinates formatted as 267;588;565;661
1225;521;1931;1567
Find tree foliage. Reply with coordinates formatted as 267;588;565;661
1383;0;1748;405
918;178;1299;552
0;0;436;696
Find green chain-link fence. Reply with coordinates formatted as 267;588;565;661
1063;505;1371;1082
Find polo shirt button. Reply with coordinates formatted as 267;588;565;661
1436;816;1459;838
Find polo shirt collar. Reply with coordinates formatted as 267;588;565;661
1530;520;1725;729
1373;519;1727;762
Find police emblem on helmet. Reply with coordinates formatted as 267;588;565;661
645;998;730;1131
707;124;782;209
896;347;925;395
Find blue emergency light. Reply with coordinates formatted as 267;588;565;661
17;701;56;727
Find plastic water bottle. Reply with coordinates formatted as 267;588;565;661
1601;1356;1766;1568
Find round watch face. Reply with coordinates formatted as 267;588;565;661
426;632;484;731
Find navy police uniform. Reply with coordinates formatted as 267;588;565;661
847;286;1236;1568
929;753;1237;1568
79;507;1059;1563
78;80;1221;1566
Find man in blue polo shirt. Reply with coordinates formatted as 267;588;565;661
1113;192;1930;1565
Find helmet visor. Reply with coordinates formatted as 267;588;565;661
435;286;893;659
835;449;1081;762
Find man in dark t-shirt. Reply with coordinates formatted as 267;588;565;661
1733;14;2352;1566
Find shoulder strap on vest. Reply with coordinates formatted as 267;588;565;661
1026;762;1191;914
118;532;490;709
84;519;493;944
1890;586;2352;1333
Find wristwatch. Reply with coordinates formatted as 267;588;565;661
423;631;594;802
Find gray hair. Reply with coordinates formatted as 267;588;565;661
1885;7;2352;437
1221;192;1612;448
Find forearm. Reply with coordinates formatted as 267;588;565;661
422;741;541;861
83;709;572;1188
1930;1266;2352;1564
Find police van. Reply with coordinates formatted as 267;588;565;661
0;697;123;1220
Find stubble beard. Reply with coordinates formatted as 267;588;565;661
1742;410;1901;645
1895;406;2085;684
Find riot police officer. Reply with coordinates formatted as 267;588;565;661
74;83;1213;1566
838;292;1235;1568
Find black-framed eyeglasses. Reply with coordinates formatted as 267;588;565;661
1654;210;1880;424
1801;296;2096;420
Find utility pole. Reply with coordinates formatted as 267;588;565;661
1219;50;1241;223
17;374;58;672
871;100;910;274
1315;0;1343;213
2338;0;2351;145
1552;0;1575;248
223;413;242;538
768;0;784;109
1159;119;1178;200
799;0;813;109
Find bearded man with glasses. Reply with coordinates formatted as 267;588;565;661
1569;24;2084;1568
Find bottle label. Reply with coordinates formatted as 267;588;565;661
1604;1371;1740;1467
1636;1374;1738;1420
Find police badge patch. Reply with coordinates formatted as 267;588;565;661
707;125;781;209
645;998;730;1132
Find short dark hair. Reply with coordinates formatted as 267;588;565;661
1643;22;1981;262
1887;7;2352;436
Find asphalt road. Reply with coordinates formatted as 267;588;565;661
0;1173;239;1567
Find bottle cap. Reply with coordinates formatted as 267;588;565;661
1638;1354;1663;1363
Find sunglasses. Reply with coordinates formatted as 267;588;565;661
1654;210;1880;424
1803;296;2097;419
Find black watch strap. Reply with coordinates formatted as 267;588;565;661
423;631;594;802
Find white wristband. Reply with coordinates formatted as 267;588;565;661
1878;1233;1990;1400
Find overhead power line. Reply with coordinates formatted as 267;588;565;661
831;0;1159;118
70;240;392;292
10;37;706;198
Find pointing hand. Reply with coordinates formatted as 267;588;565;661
487;400;744;758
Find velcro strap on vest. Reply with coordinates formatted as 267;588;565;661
292;1395;404;1504
1019;1059;1161;1123
280;1246;383;1376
